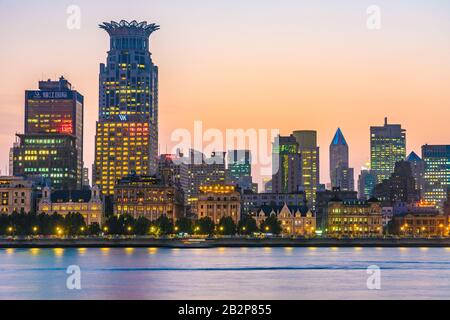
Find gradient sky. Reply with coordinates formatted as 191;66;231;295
1;0;450;187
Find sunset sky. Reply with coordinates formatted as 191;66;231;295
1;0;450;187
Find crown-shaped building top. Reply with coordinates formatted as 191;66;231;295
331;128;347;146
99;20;160;38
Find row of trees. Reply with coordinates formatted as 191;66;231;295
103;214;282;236
0;212;282;236
0;212;100;236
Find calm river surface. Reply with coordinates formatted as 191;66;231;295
1;247;450;299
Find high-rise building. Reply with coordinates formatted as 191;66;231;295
179;150;227;206
272;135;301;194
13;134;78;190
272;131;320;208
329;128;354;191
373;161;420;206
358;169;376;200
406;151;426;194
12;77;83;189
292;130;320;208
94;20;159;195
227;150;253;191
422;145;450;210
370;117;406;184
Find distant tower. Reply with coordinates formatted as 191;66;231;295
422;145;450;210
370;117;406;184
405;151;425;195
329;128;354;191
292;130;320;209
94;20;160;195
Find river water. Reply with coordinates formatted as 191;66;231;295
1;247;450;299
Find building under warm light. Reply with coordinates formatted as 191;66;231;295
38;185;103;225
114;174;184;221
422;145;450;211
13;134;78;190
94;20;159;195
0;176;35;214
197;184;241;224
254;203;316;236
370;117;406;184
392;210;447;237
327;199;383;237
12;77;84;189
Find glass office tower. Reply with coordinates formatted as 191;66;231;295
13;77;83;189
370;117;406;184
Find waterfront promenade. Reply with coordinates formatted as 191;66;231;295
2;237;450;248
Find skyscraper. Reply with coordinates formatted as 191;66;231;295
272;131;320;208
94;20;159;195
292;130;320;208
406;151;426;194
227;150;253;191
329;128;354;191
370;117;406;184
272;135;302;194
422;145;450;210
12;77;83;189
373;161;420;206
358;169;376;200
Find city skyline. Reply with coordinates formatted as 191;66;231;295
1;1;450;188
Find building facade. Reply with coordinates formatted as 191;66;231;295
272;131;320;209
38;185;103;225
13;77;83;189
0;176;35;214
292;130;320;209
114;174;184;221
13;134;78;190
197;185;241;224
358;169;376;200
370;118;406;184
315;188;358;230
330;128;354;191
373;161;420;206
392;210;447;237
94;20;159;195
179;150;228;206
227;150;253;191
406;151;426;194
422;145;450;210
254;203;316;236
272;135;302;194
327;199;383;237
242;191;306;216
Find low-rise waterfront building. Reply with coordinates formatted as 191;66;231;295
197;184;241;224
0;176;35;214
315;188;358;230
254;203;316;236
392;210;447;237
114;174;184;221
327;199;383;237
38;185;103;225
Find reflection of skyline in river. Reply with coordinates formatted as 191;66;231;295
1;247;450;299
